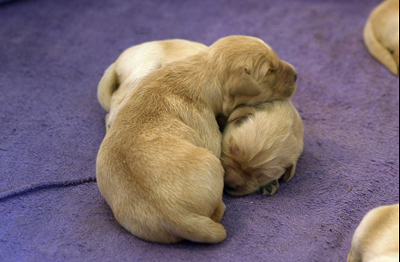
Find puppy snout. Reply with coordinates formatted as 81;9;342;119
277;61;297;97
224;166;244;187
283;62;297;80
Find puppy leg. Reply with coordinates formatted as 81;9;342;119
211;202;226;223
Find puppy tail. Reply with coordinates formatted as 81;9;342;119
97;63;118;111
169;213;227;244
363;19;399;75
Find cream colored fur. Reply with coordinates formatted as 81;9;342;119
363;0;399;75
348;204;399;262
221;100;304;196
96;35;297;244
97;39;207;132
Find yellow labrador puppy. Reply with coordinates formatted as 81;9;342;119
364;0;399;75
97;39;207;132
220;99;304;197
96;35;298;244
348;203;399;262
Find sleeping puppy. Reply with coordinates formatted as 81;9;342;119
363;0;399;75
348;203;399;262
97;39;207;132
96;35;298;244
220;99;304;197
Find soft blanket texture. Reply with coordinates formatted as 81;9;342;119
0;0;398;261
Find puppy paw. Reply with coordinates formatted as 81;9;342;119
260;180;279;196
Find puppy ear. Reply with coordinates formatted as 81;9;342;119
281;163;296;182
228;107;255;123
227;67;262;97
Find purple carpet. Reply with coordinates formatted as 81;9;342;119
1;0;398;261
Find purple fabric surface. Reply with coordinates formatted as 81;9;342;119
0;0;398;261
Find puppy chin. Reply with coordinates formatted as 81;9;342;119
225;185;255;196
224;174;259;196
223;171;273;197
222;154;288;196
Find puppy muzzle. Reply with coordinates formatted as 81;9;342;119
277;61;297;98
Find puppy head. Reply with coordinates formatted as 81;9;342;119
207;35;298;115
220;101;304;196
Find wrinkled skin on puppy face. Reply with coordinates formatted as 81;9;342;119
220;100;304;196
221;58;298;116
206;36;298;115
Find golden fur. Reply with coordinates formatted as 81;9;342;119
348;204;399;262
96;35;297;244
363;0;399;75
97;39;207;132
221;100;304;196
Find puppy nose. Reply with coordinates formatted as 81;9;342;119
293;74;298;82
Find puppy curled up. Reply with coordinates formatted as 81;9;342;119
221;99;304;197
96;35;297;244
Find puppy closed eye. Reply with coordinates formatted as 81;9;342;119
265;69;275;78
266;63;278;76
232;115;251;126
